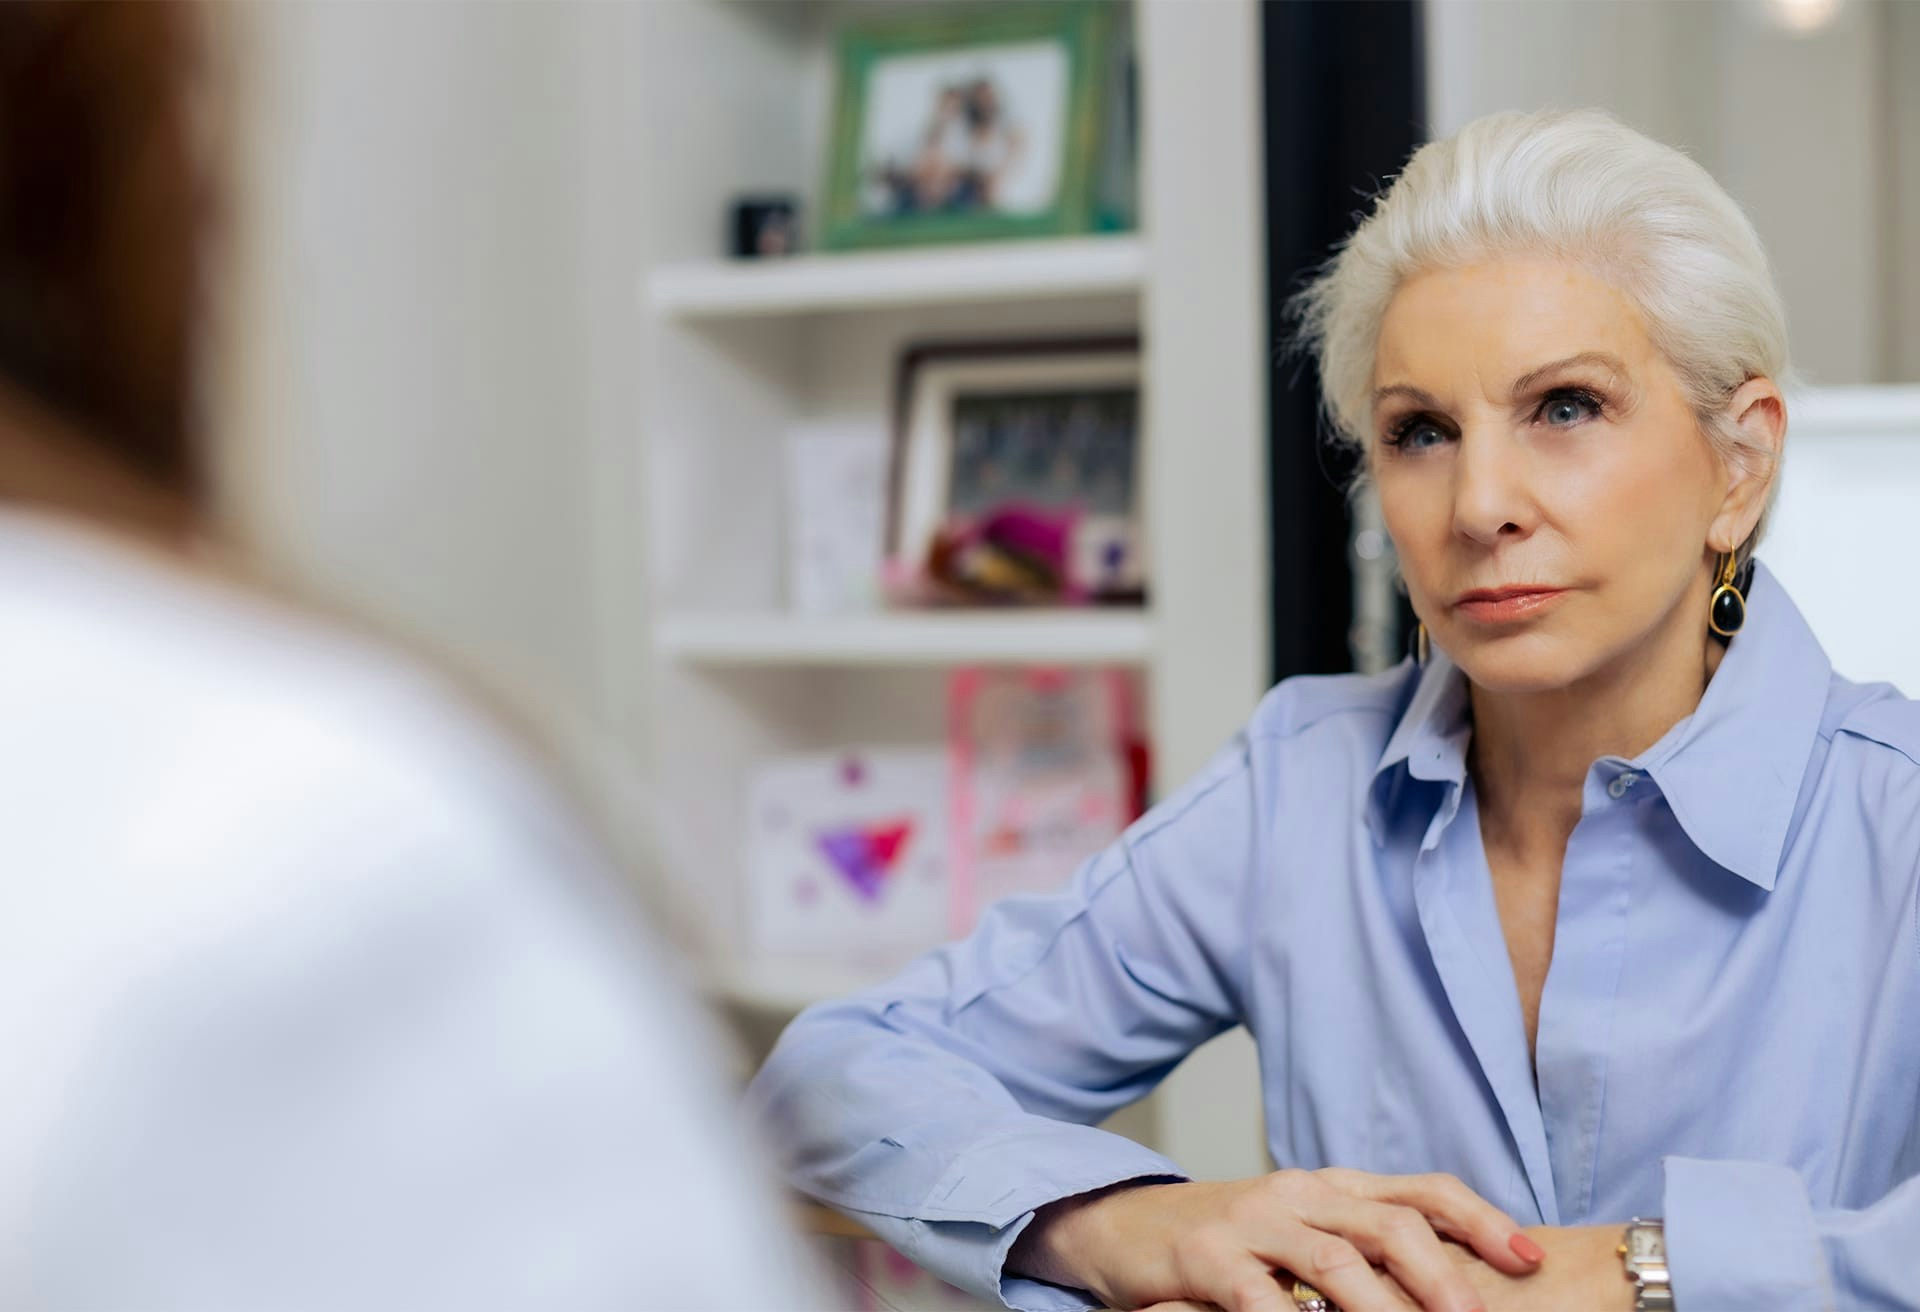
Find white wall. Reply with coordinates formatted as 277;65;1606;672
211;0;996;934
1133;0;1273;1183
1889;0;1920;380
222;3;602;722
215;2;698;908
1760;387;1920;694
1425;0;1715;158
1424;0;1914;386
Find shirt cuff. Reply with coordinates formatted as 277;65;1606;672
905;1122;1188;1312
1661;1154;1834;1312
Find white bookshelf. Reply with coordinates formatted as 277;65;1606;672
622;0;1272;1186
647;234;1147;320
702;956;903;1015
657;609;1153;666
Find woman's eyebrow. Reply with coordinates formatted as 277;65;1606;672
1370;382;1439;413
1506;350;1629;397
1370;350;1630;415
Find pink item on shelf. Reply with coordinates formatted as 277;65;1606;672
979;501;1075;568
880;502;1143;608
848;1239;979;1312
947;667;1144;938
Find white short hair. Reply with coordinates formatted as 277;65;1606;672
1282;105;1797;559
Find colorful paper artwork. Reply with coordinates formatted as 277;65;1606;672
746;750;949;963
743;673;1145;963
815;819;917;903
948;667;1144;936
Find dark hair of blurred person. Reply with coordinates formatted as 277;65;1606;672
0;0;207;533
0;5;824;1308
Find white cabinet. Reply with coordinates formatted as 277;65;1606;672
622;0;1272;1181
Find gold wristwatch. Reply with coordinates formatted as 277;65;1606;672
1619;1217;1674;1310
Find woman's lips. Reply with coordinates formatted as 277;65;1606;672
1453;588;1569;623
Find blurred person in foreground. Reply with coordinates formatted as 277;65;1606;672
750;106;1920;1312
0;5;821;1308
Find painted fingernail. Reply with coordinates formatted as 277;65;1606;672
1509;1232;1546;1264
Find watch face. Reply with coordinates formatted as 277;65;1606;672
1626;1226;1666;1263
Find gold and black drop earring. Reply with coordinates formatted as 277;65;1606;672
1415;621;1430;665
1708;550;1747;637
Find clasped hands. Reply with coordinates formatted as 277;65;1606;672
1007;1168;1632;1312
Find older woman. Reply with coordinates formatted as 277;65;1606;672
748;106;1920;1312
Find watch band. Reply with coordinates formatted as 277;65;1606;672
1619;1216;1674;1311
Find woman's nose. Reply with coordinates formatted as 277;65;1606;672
1449;427;1537;545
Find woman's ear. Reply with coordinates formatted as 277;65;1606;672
1707;377;1786;552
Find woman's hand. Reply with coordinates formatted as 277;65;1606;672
1007;1168;1545;1312
1372;1225;1631;1312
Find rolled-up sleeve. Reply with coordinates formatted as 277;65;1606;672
744;736;1259;1311
1664;1155;1920;1311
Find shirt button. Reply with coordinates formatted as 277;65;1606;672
1608;772;1640;799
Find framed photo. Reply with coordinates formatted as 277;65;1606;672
821;2;1114;250
888;336;1145;605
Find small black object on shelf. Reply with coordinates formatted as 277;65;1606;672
731;196;800;258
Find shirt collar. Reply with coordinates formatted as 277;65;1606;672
1364;645;1473;849
1365;559;1831;891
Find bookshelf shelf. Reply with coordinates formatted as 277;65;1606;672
656;610;1153;667
644;234;1147;320
702;956;902;1014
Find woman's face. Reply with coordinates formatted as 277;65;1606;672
1369;256;1735;693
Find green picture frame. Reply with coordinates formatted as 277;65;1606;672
820;2;1114;251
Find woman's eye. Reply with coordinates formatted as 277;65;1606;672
1385;417;1449;450
1384;388;1600;450
1540;389;1602;427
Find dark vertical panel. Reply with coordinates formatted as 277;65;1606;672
1263;0;1427;680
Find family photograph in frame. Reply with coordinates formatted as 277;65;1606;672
821;2;1114;250
887;336;1146;607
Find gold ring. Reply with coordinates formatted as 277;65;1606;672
1291;1277;1337;1311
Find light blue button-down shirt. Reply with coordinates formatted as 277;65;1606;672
747;560;1920;1311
